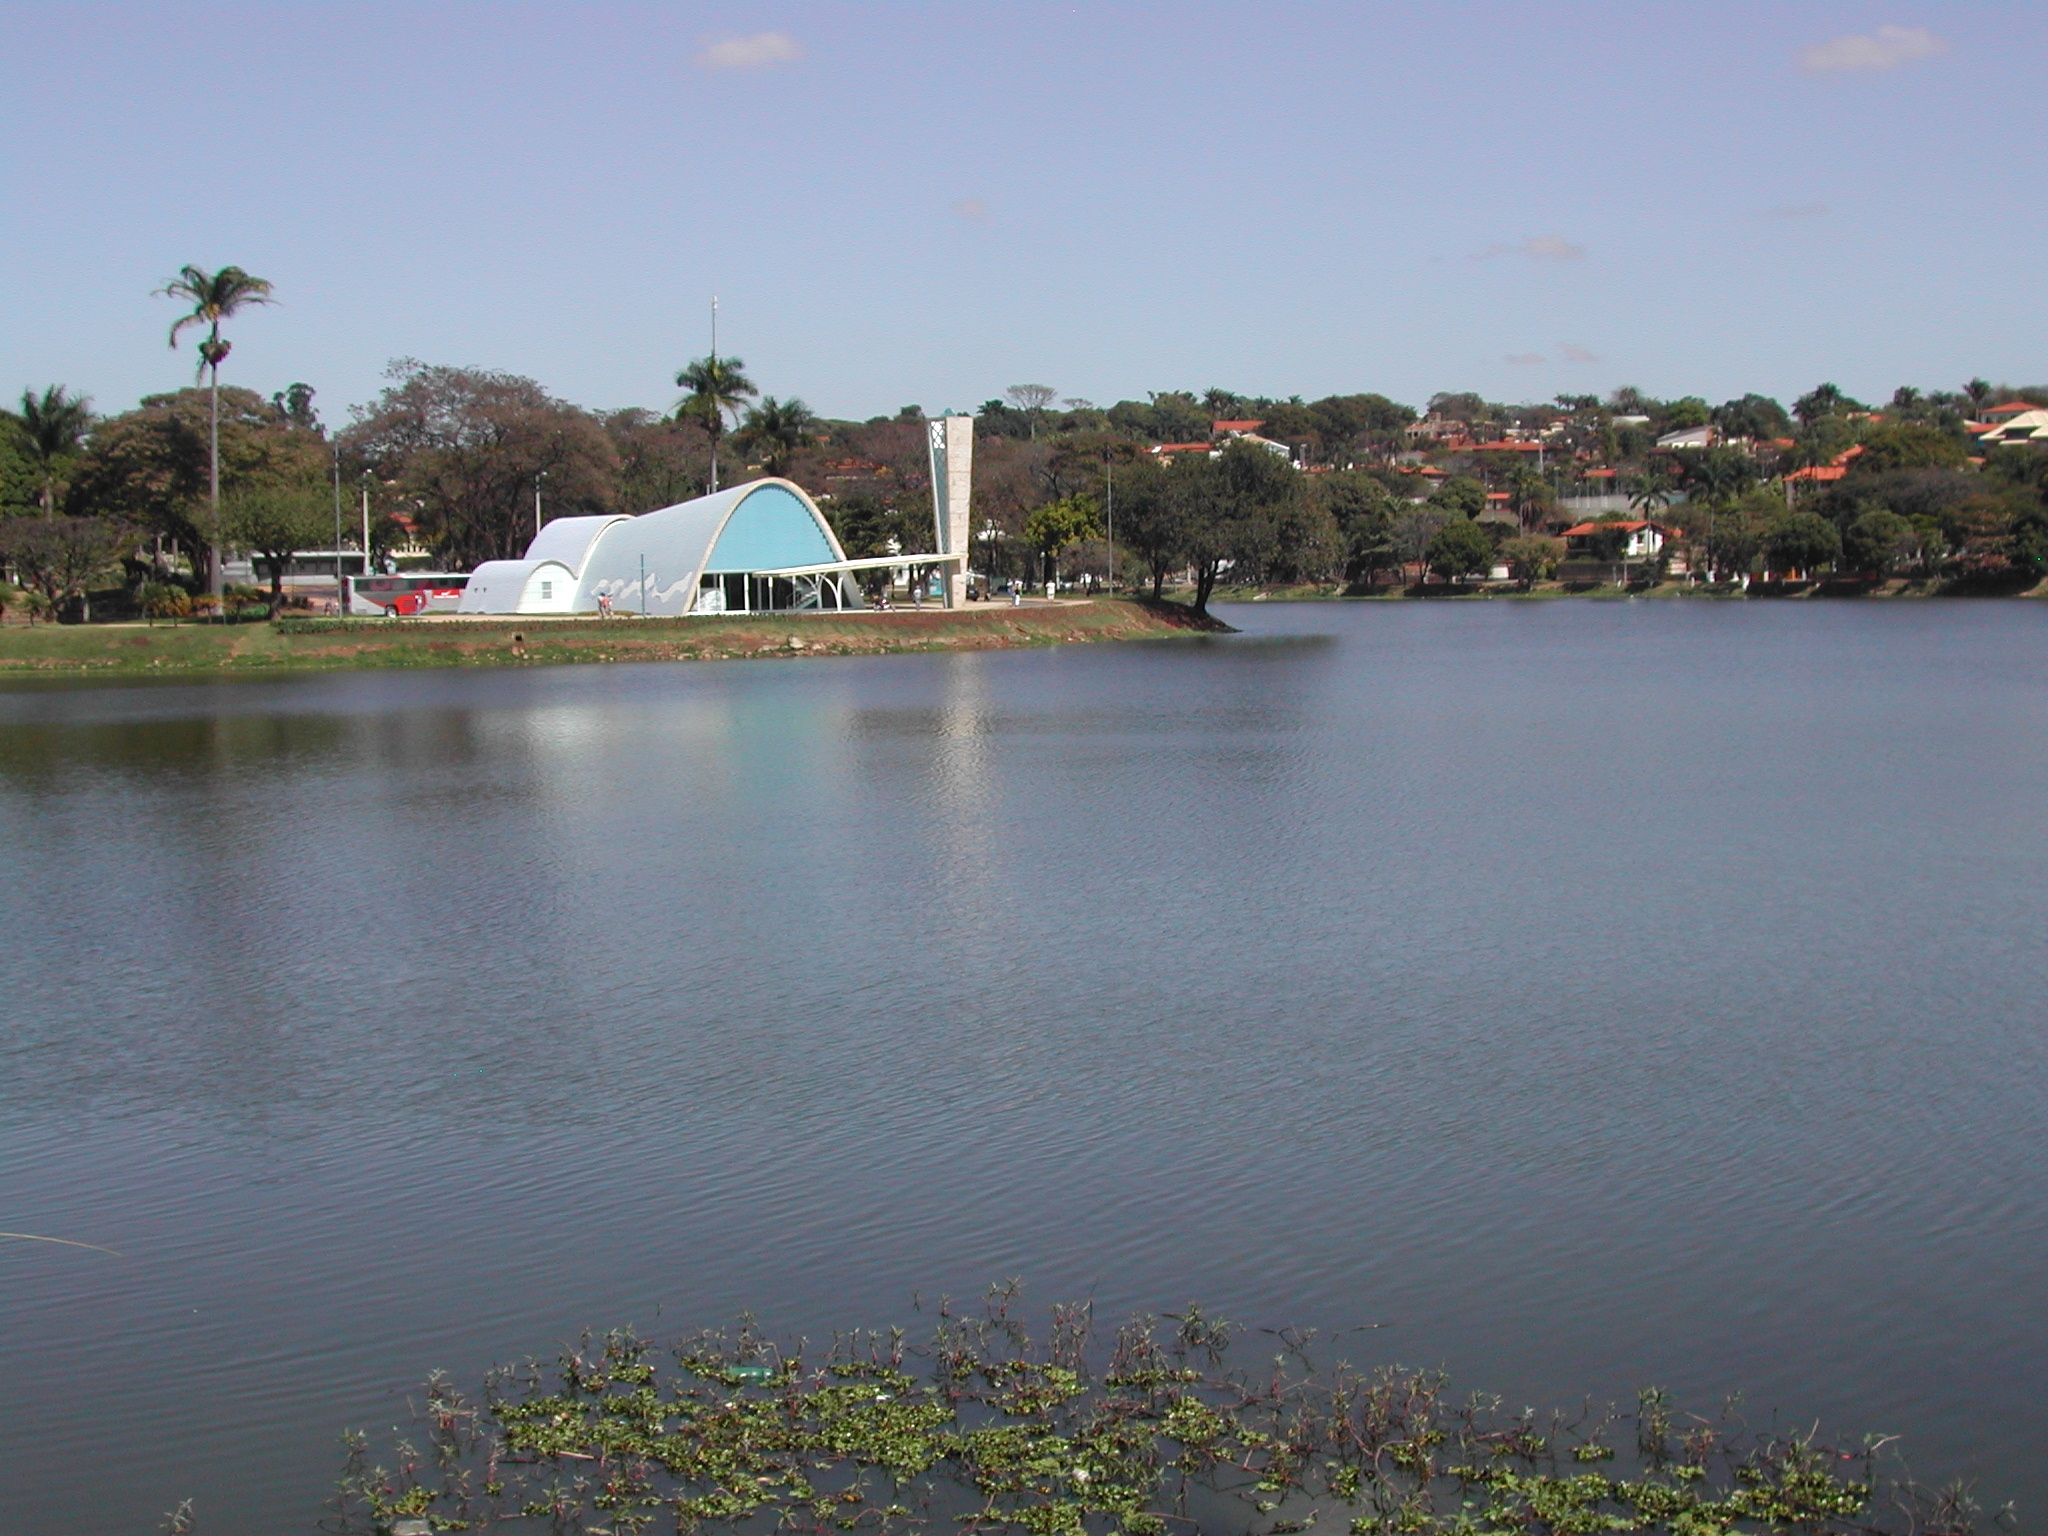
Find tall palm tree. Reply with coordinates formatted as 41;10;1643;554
16;386;94;518
157;264;275;593
737;395;817;477
1625;472;1673;516
674;353;757;494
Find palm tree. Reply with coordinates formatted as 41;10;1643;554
156;265;276;593
1625;471;1672;515
16;386;94;518
737;396;818;476
674;353;757;493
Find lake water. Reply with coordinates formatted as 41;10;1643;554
3;600;2045;1536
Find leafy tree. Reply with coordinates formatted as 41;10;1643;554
2009;504;2048;578
1659;396;1711;431
1765;511;1842;577
1504;466;1555;532
1581;519;1631;563
1677;447;1757;508
0;516;136;621
975;399;1035;440
1426;391;1490;422
1107;457;1188;599
1180;439;1301;612
67;386;326;580
348;361;619;569
606;409;711;513
1003;384;1058;441
0;420;39;514
1390;506;1447;583
14;386;94;518
736;396;819;477
1429;475;1488;519
1317;471;1398;584
1424;516;1494;581
1842;510;1915;576
156;264;276;593
271;382;320;431
1793;382;1865;426
1021;494;1100;588
1499;534;1564;589
1712;393;1792;441
821;491;917;591
674;352;757;493
1104;392;1211;444
1306;393;1415;459
1850;422;1967;474
224;483;332;610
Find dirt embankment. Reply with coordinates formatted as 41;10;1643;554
0;600;1233;678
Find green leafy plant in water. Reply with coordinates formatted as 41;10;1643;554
326;1288;1976;1536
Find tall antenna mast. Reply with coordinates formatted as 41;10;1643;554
711;295;718;361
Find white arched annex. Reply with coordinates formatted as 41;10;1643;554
458;479;864;617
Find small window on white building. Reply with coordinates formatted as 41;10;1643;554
540;581;553;600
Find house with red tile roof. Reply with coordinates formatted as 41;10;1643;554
1560;519;1667;559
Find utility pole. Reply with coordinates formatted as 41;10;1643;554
332;442;343;615
360;472;372;579
534;471;547;543
708;296;721;495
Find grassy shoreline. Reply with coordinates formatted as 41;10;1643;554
0;599;1231;680
1221;573;2048;601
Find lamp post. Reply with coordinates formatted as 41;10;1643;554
359;471;372;584
534;470;548;543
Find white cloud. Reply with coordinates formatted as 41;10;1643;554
1558;342;1600;364
1799;25;1946;73
1504;353;1547;367
1765;201;1830;219
952;197;990;225
697;31;803;69
1471;233;1586;263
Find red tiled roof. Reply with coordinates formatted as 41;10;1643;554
1986;400;2044;415
1784;465;1847;482
1581;467;1617;479
1561;519;1654;536
1212;419;1265;433
1472;439;1544;451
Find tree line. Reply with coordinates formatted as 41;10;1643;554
6;260;2048;619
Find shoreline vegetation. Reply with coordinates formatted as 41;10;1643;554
326;1288;1984;1536
9;308;2048;630
3;572;2044;681
0;599;1230;680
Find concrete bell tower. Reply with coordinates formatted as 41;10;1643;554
927;414;974;607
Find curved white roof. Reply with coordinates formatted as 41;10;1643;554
458;478;848;616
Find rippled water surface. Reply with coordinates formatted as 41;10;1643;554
3;601;2046;1536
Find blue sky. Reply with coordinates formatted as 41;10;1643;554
3;2;2043;424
